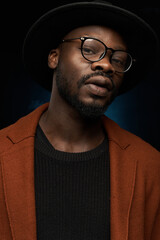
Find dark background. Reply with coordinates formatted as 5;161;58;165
1;1;160;150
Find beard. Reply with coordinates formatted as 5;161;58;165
55;62;119;120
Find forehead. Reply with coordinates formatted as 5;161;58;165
63;25;127;50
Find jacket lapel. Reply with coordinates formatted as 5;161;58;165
103;117;137;240
1;139;37;240
109;141;137;240
1;103;49;240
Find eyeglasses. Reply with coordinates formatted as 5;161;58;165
62;37;135;73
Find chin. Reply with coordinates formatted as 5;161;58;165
77;94;116;119
73;99;110;120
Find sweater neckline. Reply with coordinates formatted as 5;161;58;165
35;124;109;162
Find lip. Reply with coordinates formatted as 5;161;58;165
84;76;113;97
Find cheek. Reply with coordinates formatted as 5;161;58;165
59;47;89;77
113;73;124;89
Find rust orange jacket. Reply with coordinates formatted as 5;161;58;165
0;103;160;240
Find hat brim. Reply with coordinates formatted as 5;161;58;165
23;2;159;94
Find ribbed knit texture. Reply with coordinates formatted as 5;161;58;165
34;125;110;240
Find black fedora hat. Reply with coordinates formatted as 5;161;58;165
23;1;159;94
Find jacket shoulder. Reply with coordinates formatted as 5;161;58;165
103;115;160;160
0;123;16;154
0;103;49;155
126;129;160;166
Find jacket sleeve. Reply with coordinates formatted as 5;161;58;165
151;204;160;239
149;153;160;240
0;160;13;240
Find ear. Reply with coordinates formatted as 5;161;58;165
48;49;60;69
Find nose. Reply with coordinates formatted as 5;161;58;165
91;56;115;74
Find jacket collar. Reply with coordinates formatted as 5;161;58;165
7;103;49;144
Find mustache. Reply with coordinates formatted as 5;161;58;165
77;71;115;89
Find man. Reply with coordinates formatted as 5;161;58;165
0;1;160;240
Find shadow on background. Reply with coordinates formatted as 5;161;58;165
1;1;160;151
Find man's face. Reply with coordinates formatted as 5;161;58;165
49;25;127;119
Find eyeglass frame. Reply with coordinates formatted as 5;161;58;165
61;36;136;73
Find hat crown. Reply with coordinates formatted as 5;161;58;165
23;0;159;94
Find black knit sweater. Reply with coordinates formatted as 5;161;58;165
34;124;110;240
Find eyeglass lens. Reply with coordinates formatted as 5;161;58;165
82;38;132;73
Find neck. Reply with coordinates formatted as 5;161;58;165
39;99;105;153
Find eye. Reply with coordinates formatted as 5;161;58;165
111;58;125;67
83;47;96;55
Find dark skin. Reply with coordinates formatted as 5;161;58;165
39;25;127;153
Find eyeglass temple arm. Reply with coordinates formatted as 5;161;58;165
62;37;83;43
